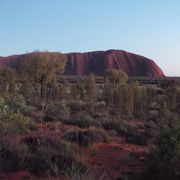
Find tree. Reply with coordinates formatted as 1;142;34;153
113;84;134;118
86;73;96;112
59;84;66;100
46;81;60;101
143;125;180;180
103;78;112;109
133;86;149;119
70;84;79;101
18;51;67;98
105;69;128;88
0;67;16;93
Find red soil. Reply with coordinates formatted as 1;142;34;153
86;142;146;178
1;121;147;180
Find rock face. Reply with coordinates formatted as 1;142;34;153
0;50;164;77
65;50;164;76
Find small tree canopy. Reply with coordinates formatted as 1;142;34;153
18;51;67;97
0;67;16;92
105;69;128;88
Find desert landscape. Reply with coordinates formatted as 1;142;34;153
1;1;180;179
0;50;180;180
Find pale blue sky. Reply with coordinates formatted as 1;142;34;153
0;0;180;76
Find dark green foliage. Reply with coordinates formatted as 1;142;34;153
1;111;36;134
62;115;96;128
105;69;128;88
0;96;36;134
44;101;70;121
18;51;67;98
113;84;134;118
102;119;149;145
0;137;28;172
142;125;180;180
5;94;29;114
0;136;87;176
102;119;131;135
125;130;149;146
21;136;86;176
68;102;86;113
0;67;16;93
86;73;96;113
64;128;107;147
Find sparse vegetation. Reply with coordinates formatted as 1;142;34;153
64;127;108;147
142;124;180;180
0;136;87;176
62;114;96;128
0;53;180;179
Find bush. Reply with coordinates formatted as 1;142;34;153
142;126;180;180
62;115;96;128
0;98;9;121
125;130;149;146
64;128;108;147
0;136;87;176
101;119;149;145
0;95;35;134
102;119;130;135
44;101;70;121
0;137;28;172
4;94;29;114
68;102;86;113
21;136;87;176
0;111;36;134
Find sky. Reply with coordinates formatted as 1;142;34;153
0;0;180;76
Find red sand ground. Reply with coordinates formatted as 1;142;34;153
1;122;148;180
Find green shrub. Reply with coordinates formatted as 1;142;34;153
142;125;180;180
64;128;108;147
0;137;28;172
101;119;149;145
102;119;130;135
0;136;87;176
44;101;70;121
63;115;96;128
0;98;9;121
125;130;149;146
5;94;29;114
0;95;35;134
21;136;87;176
0;111;36;134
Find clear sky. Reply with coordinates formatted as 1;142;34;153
0;0;180;76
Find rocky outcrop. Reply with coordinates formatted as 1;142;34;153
0;50;164;77
65;50;164;76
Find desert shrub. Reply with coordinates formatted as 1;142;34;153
101;119;131;135
0;136;87;176
4;94;29;114
24;153;87;176
0;95;35;134
21;136;87;176
68;101;86;112
101;119;149;145
125;130;149;146
0;98;9;120
142;125;180;180
62;115;96;128
22;136;79;156
23;137;86;175
44;100;70;121
64;128;108;147
0;137;28;172
0;111;36;134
